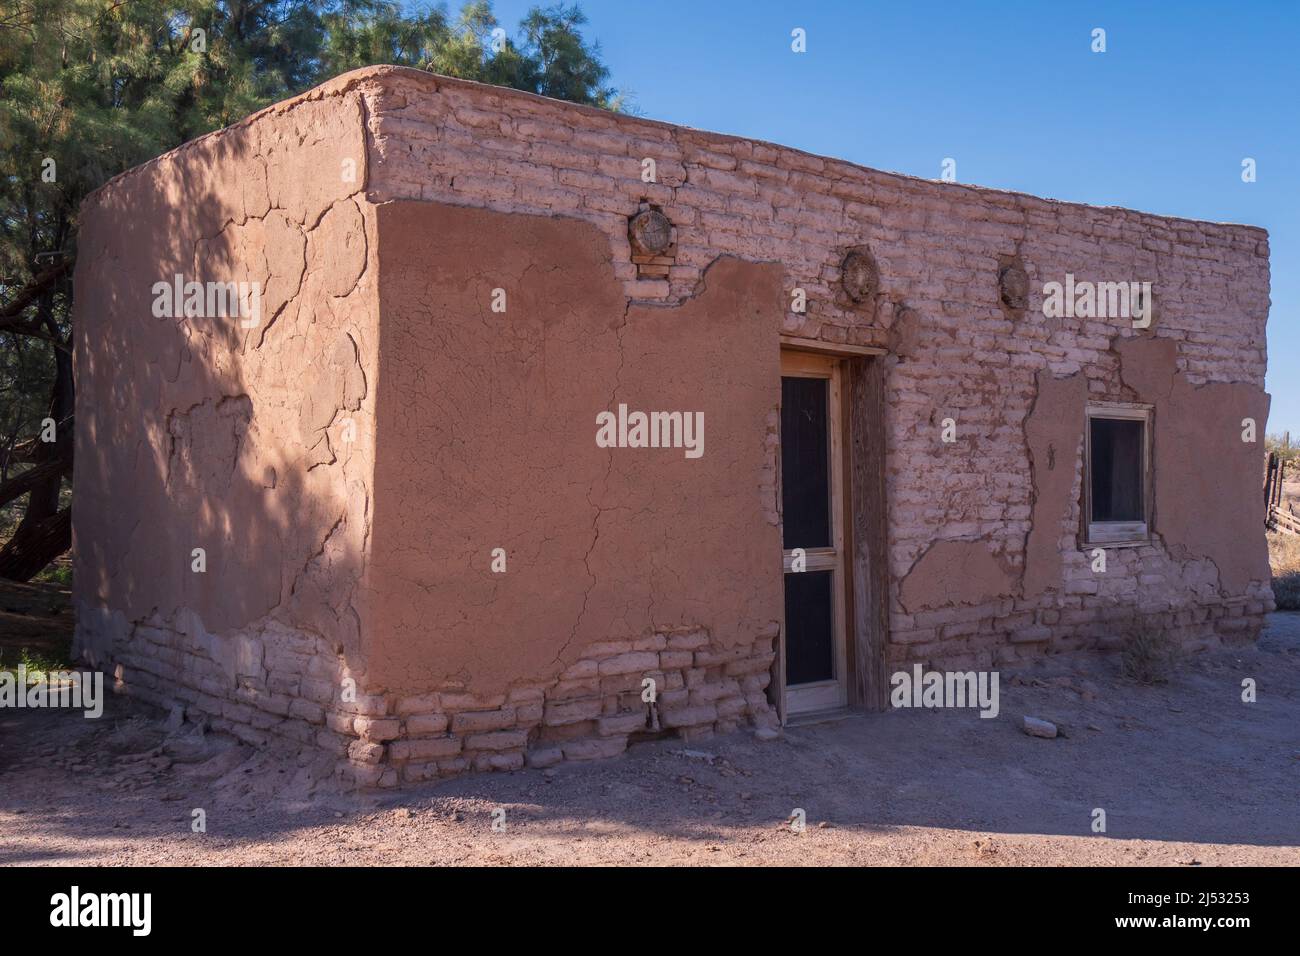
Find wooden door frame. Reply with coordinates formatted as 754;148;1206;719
773;338;890;722
844;354;890;713
779;350;848;716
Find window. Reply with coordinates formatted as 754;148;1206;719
1085;404;1151;544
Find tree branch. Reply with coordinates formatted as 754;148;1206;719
0;260;72;343
0;455;71;509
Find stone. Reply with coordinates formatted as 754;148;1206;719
406;713;449;736
544;698;602;726
464;730;528;752
597;652;660;677
354;717;401;742
561;737;628;761
525;747;563;769
1022;716;1058;739
1010;626;1053;644
164;704;185;734
597;712;651;736
388;737;462;761
449;709;516;734
473;751;525;772
659;704;718;729
347;740;385;764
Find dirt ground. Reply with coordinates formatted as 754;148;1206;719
2;594;1297;866
0;578;73;667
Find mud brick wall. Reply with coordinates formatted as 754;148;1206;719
74;66;1271;786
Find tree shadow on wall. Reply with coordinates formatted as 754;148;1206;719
72;98;372;684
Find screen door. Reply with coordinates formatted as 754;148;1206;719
780;351;848;714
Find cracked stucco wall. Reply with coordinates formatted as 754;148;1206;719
72;67;1271;782
366;201;784;696
73;84;381;685
357;65;1271;670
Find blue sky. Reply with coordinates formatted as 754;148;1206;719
473;0;1298;434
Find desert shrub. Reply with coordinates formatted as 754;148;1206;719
33;558;72;587
1267;531;1300;610
1120;629;1178;685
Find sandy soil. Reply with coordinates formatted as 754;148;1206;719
1;608;1297;867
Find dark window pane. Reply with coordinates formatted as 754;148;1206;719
1090;417;1144;522
784;570;835;685
781;376;831;549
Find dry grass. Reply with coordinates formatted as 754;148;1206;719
1267;530;1300;609
1120;629;1178;684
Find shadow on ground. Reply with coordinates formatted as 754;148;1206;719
2;614;1298;866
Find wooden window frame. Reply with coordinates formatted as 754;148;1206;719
1084;402;1153;547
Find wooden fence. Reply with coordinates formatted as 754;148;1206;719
1264;451;1299;533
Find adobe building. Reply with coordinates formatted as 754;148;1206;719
72;66;1272;786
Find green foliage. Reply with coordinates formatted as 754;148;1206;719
33;558;71;585
0;643;73;680
1;1;618;295
318;1;618;107
0;330;52;477
1266;432;1299;462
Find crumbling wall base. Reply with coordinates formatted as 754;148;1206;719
75;606;779;788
